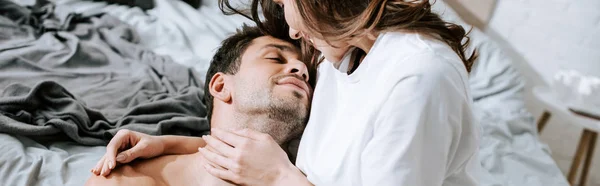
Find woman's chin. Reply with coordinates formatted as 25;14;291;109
311;41;350;63
322;55;345;63
316;47;349;63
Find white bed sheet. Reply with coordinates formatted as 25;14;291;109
0;133;105;186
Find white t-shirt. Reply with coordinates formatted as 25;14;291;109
295;32;480;186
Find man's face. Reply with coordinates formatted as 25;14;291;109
231;36;311;142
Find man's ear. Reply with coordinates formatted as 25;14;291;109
209;72;232;103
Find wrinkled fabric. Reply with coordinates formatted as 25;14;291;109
0;0;209;146
0;133;106;186
0;1;210;186
0;81;208;145
93;0;155;10
52;0;253;77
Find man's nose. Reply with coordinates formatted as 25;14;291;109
287;59;309;82
289;28;302;40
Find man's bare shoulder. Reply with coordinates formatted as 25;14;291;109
85;153;223;186
85;165;160;186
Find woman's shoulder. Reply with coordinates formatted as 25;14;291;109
372;42;470;96
374;32;467;72
377;50;467;83
376;32;447;53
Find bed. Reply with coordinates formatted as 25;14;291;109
0;0;569;185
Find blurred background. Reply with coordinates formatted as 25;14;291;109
448;0;600;185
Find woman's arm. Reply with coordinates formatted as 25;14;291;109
92;130;206;176
161;135;206;155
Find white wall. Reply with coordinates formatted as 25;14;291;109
488;0;600;83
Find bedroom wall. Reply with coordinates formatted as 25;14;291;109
488;0;600;82
486;0;600;185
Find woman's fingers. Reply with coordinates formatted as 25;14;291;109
201;155;228;171
198;147;238;171
101;157;110;176
211;128;249;147
115;142;147;163
199;129;295;186
104;130;132;170
203;163;240;184
95;129;138;177
91;156;105;175
101;156;116;176
202;135;236;158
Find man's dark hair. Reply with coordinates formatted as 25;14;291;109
203;24;316;125
203;25;265;124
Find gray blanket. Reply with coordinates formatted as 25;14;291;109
0;0;210;145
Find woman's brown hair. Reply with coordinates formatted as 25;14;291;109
219;0;476;73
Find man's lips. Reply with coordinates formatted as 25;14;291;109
276;76;310;97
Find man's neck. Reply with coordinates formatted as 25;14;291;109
237;113;290;144
209;107;297;158
212;112;288;145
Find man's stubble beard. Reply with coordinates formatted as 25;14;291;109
234;85;308;144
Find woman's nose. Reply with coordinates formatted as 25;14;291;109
289;28;302;40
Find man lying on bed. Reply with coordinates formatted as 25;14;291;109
85;25;312;186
